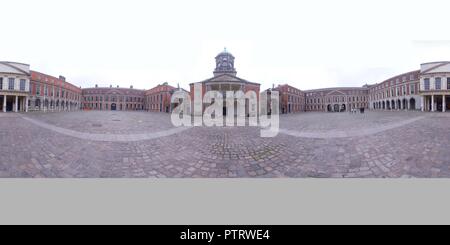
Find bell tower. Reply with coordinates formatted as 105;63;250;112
213;48;237;77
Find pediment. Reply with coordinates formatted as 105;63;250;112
421;62;450;74
326;90;346;96
208;74;242;82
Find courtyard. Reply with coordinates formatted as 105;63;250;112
0;110;449;178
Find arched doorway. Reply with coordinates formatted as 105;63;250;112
341;104;346;112
111;103;117;111
327;104;332;112
410;98;416;110
386;101;390;110
333;104;339;112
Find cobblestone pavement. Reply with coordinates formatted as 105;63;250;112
1;111;450;178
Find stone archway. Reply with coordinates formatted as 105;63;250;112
410;98;416;110
333;104;340;112
327;104;332;112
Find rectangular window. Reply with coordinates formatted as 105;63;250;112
447;78;450;90
424;78;430;90
435;77;441;90
36;84;41;95
8;78;15;90
0;78;2;90
20;79;26;91
410;84;415;94
44;85;48;96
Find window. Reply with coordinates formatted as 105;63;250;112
8;78;15;90
435;77;441;90
36;84;41;95
20;79;26;91
44;85;48;96
447;78;450;90
424;78;430;90
410;84;415;94
0;78;2;90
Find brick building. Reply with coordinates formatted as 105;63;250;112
29;71;82;112
81;85;145;111
189;49;261;116
273;84;306;114
2;56;450;114
144;83;176;113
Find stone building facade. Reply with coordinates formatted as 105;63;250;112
418;61;450;112
0;62;30;112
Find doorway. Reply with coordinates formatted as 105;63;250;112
6;96;13;112
447;96;450;111
111;103;117;111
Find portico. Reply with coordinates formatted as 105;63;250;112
421;94;450;112
1;93;29;112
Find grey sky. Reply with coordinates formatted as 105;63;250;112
2;0;450;91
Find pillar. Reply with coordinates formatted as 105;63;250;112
443;95;446;112
14;96;18;112
431;95;435;112
25;97;28;112
3;95;6;112
421;97;424;111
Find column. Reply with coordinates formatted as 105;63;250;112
3;95;6;112
421;96;424;112
443;95;446;112
431;95;435;112
25;97;28;112
14;96;18;112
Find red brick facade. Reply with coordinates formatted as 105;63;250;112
144;83;176;113
82;86;145;111
29;71;82;111
273;84;305;114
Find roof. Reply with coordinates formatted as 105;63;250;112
0;61;30;75
190;73;260;86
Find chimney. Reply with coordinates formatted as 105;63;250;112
95;84;98;88
117;85;119;88
110;85;112;88
59;76;66;82
130;85;133;89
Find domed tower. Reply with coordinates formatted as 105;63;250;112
213;48;237;77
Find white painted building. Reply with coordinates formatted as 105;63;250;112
0;61;30;112
419;61;450;112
